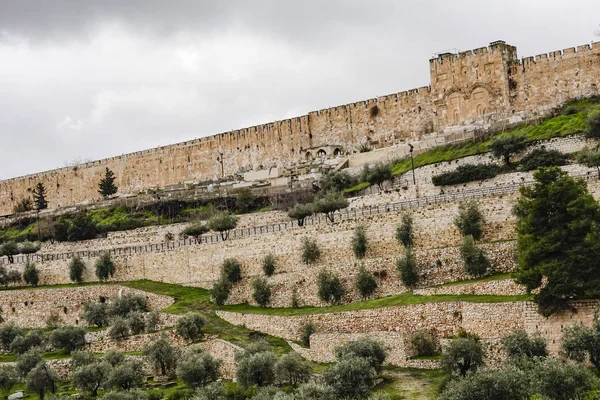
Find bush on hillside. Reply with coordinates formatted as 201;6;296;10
95;252;116;281
274;352;312;386
252;277;272;307
519;148;569;171
317;269;346;304
69;256;86;283
109;293;149;318
410;330;437;357
454;200;485;240
460;235;490;277
300;321;316;347
221;258;242;284
49;326;86;353
323;356;375;400
288;203;315;227
395;213;414;248
176;348;220;389
211;277;231;306
207;212;238;241
301;237;320;265
501;329;548;360
361;162;393;190
355;265;377;299
236;351;277;388
175;313;205;343
335;337;388;374
432;164;500;186
397;248;419;287
182;223;209;240
312;191;349;223
23;262;39;287
351;226;368;259
585;109;600;138
490;134;528;165
262;254;276;276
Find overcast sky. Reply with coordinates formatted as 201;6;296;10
0;0;598;179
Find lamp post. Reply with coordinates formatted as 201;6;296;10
408;143;416;185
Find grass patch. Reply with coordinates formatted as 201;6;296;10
343;181;371;194
375;367;447;400
121;280;291;354
435;272;513;287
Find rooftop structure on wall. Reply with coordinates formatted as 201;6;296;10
0;40;599;215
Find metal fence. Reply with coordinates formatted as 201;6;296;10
1;171;598;266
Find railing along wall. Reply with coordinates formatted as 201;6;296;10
1;171;598;266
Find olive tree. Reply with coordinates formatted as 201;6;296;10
175;313;205;342
274;352;312;386
317;269;346;304
108;360;145;391
26;362;58;400
440;337;485;377
501;329;548;360
335;337;387;374
236;351;277;388
439;366;530;400
561;315;600;371
69;256;86;283
176;348;221;388
355;265;377;299
288;203;315;227
143;336;179;376
72;361;111;397
490;134;527;165
95;252;116;281
207;212;238;240
301;237;320;265
252;277;272;307
454;200;485;240
313;191;349;223
324;356;374;400
460;235;489;277
395;213;414;248
82;301;109;327
49;326;86;353
351;226;368;259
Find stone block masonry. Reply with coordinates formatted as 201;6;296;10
1;40;598;215
0;285;174;328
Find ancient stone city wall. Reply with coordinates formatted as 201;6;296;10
1;40;598;215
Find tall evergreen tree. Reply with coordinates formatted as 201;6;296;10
32;183;48;211
514;167;600;316
98;168;118;198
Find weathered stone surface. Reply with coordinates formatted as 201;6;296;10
1;40;598;215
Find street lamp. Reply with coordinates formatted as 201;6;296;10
408;143;416;185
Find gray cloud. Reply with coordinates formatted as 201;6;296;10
0;0;598;179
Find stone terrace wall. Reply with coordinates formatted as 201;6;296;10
414;278;527;297
0;285;173;328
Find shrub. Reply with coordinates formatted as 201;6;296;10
82;301;109;327
531;357;596;400
300;321;316;347
410;329;437;357
0;324;24;350
13;198;33;213
335;337;387;374
49;326;86;353
288;203;314;227
207;212;238;240
313;191;349;223
109;293;149;318
440;337;484;377
72;361;111;397
145;311;161;333
439;366;530;400
127;312;146;335
192;382;226;400
175;313;205;342
395;213;414;248
432;164;500;186
295;380;335;400
324;356;375;400
143;336;180;376
454;200;484;240
108;360;145;391
10;330;46;355
23;262;39;287
577;146;600;179
236;351;277;388
182;223;209;240
301;237;320;265
95;252;116;281
20;241;40;255
252;277;272;307
519;148;569;171
71;351;97;368
275;352;312;386
501;329;548;360
490;134;527;165
351;226;368;259
319;171;357;193
103;389;148;400
67;214;98;241
16;349;42;378
221;258;241;284
0;242;19;264
0;267;22;287
235;188;256;213
397;248;419;287
26;361;59;400
561;315;600;371
104;349;125;367
585;109;600;138
459;235;489;276
211;276;231;306
262;254;276;276
69;256;86;283
176;348;221;388
0;365;17;393
317;269;346;304
355;265;377;299
291;288;300;308
361;163;393;190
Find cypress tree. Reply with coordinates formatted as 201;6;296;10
98;168;118;199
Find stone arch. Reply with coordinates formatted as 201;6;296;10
453;109;460;124
333;148;341;157
317;149;327;158
305;151;313;161
447;92;463;124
